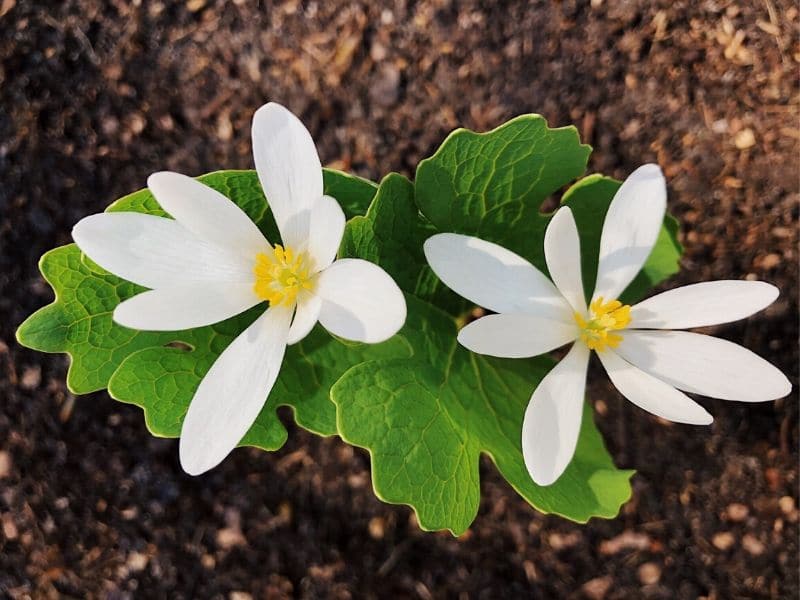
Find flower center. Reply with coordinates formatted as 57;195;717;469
253;244;314;307
574;297;631;352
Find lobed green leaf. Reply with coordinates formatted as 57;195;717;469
17;168;396;452
332;116;681;532
333;297;634;535
16;116;683;532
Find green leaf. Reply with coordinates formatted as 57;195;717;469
415;114;591;269
333;297;634;535
322;168;380;219
331;117;681;533
16;116;684;532
16;244;175;394
413;116;681;297
16;168;395;452
352;118;678;316
341;173;465;315
107;314;411;449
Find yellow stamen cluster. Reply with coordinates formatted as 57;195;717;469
574;297;631;352
253;245;314;307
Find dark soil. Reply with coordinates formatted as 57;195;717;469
1;1;798;598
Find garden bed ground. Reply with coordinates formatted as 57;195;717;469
1;1;797;598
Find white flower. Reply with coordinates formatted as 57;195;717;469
424;164;790;486
72;103;407;475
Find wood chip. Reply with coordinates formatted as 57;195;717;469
581;576;613;600
759;253;781;269
0;0;14;18
600;531;651;555
0;451;11;479
186;0;206;12
2;513;18;540
549;531;582;551
216;526;247;549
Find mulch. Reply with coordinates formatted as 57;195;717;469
0;1;797;598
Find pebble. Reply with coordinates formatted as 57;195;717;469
711;118;729;133
712;532;735;551
759;253;781;269
368;516;385;540
201;554;216;569
779;496;795;515
741;534;766;556
370;41;388;62
726;503;749;522
216;525;247;549
128;113;147;136
370;63;401;107
20;366;41;390
765;468;781;491
121;506;139;520
347;473;367;488
734;128;756;149
126;552;149;572
638;562;662;585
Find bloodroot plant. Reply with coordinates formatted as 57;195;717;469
71;104;407;475
423;165;789;486
17;103;790;535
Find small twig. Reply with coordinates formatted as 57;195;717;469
41;13;101;66
377;538;412;577
762;0;787;65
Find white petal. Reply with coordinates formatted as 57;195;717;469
315;259;406;343
423;233;572;320
287;293;322;345
630;280;779;329
593;164;667;301
179;305;293;475
147;171;269;258
305;195;345;272
544;206;587;313
522;343;590;486
252;102;323;248
598;349;713;425
457;313;577;359
72;213;254;289
616;330;791;402
113;283;261;331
